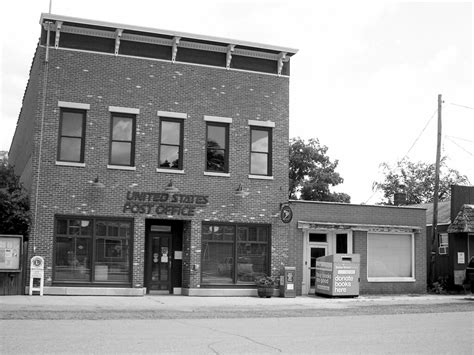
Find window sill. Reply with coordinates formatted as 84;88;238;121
248;174;274;180
107;165;136;171
367;277;416;283
204;171;230;178
156;168;185;174
56;161;85;168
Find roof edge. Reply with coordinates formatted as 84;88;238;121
40;13;298;55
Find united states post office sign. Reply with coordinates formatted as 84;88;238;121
123;191;209;217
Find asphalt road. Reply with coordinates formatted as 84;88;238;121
2;312;473;354
1;297;473;354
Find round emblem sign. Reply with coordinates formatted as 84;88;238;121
32;256;43;268
280;205;293;223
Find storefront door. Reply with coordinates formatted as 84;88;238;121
146;232;171;293
308;245;327;294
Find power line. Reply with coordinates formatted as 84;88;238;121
448;102;474;110
400;108;437;160
445;136;474;157
445;135;474;143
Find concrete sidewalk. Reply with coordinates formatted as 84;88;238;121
1;293;472;312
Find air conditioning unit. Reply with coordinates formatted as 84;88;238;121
438;246;448;255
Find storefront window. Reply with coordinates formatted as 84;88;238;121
201;223;269;285
367;232;414;281
54;217;132;284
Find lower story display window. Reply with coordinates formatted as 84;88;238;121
367;232;415;282
201;223;270;285
54;217;132;284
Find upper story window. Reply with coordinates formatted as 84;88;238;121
206;122;229;173
109;113;136;166
57;108;86;163
250;127;272;176
159;118;183;170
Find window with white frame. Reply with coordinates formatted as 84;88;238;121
367;232;414;281
439;233;448;247
58;108;86;163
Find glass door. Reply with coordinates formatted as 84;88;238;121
146;232;171;292
308;245;327;294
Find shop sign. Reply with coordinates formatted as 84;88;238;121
123;191;209;217
280;205;293;223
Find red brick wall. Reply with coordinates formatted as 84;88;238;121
289;201;427;295
17;46;290;289
9;46;43;191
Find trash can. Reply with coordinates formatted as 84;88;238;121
279;266;296;298
315;254;360;297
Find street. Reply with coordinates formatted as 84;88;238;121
2;308;473;354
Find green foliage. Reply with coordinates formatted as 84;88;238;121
0;162;30;236
289;137;350;202
255;275;277;288
373;157;470;205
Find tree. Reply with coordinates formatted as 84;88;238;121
0;162;30;236
289;137;350;202
373;157;470;205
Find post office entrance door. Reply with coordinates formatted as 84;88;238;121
146;233;171;293
309;245;327;294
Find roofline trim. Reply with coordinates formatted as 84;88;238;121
40;13;298;55
297;220;422;231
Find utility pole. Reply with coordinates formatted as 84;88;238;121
430;94;442;285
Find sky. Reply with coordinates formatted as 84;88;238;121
1;1;472;204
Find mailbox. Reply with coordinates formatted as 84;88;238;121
279;266;296;298
315;254;360;297
29;256;45;296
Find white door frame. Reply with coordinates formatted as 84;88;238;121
301;229;353;295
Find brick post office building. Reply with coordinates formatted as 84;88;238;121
9;14;297;296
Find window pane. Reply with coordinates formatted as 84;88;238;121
59;137;81;162
57;220;67;235
160;145;179;168
309;233;327;243
161;121;180;144
237;242;267;283
62;112;83;137
110;142;131;165
202;242;233;284
207;149;225;172
112;117;133;141
336;234;348;253
250;153;268;175
54;237;91;281
207;125;226;148
251;130;268;152
95;238;130;282
368;233;412;278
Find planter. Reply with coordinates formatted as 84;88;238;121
257;287;274;298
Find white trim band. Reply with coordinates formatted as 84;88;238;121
204;115;233;124
107;165;136;171
156;168;185;174
55;161;86;167
248;120;275;128
248;175;274;180
58;101;90;110
157;111;187;119
204;171;230;178
109;106;140;115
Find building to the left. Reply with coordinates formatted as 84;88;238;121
8;13;297;296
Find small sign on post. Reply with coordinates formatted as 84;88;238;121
29;256;44;296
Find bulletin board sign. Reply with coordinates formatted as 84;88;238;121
0;235;23;272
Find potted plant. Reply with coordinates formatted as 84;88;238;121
255;275;277;298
